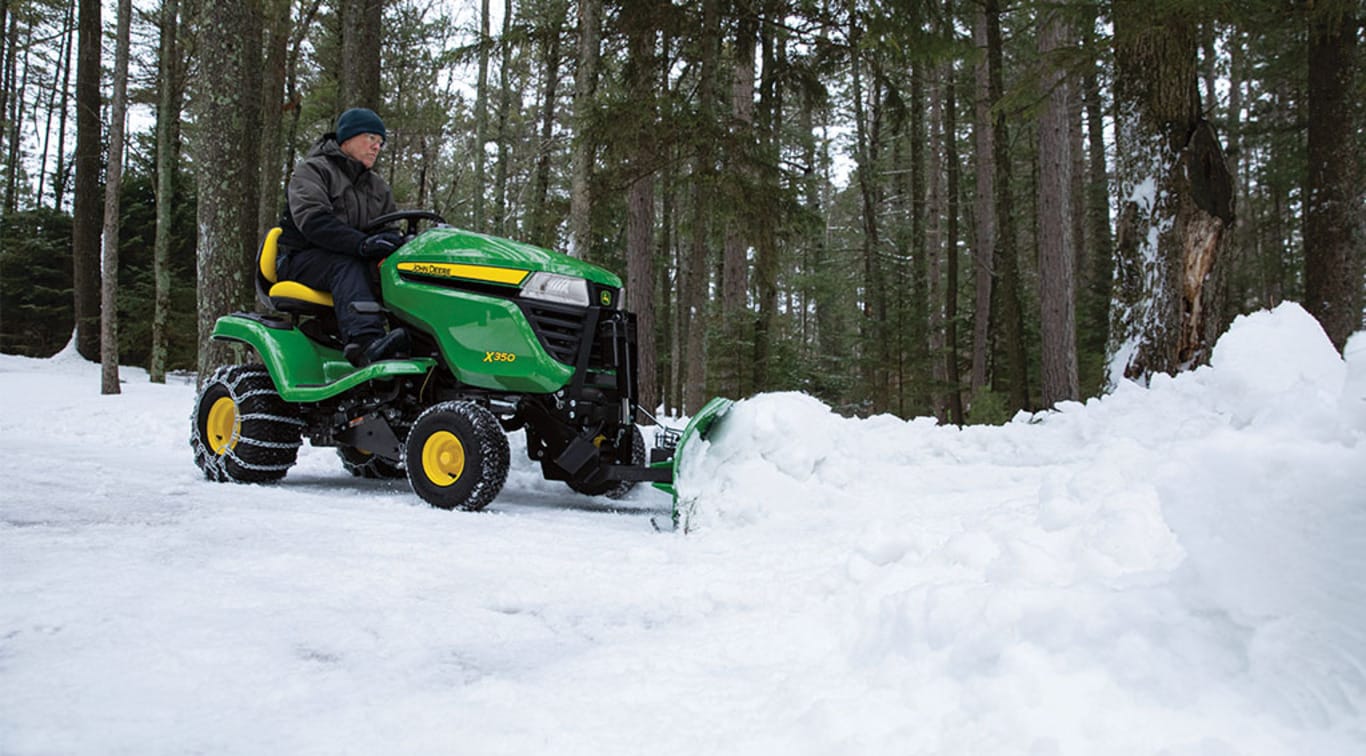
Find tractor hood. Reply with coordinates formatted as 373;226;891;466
391;227;623;291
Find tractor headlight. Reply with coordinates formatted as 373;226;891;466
522;272;590;307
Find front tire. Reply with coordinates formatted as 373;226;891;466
191;365;303;483
405;401;509;511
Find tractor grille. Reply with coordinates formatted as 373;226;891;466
520;302;587;365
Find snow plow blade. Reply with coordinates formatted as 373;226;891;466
651;396;735;527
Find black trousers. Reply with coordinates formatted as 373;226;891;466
277;248;385;344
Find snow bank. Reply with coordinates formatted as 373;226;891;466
678;302;1366;751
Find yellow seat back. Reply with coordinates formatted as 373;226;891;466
258;227;335;308
259;227;284;283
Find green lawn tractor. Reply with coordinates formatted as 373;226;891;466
190;210;730;515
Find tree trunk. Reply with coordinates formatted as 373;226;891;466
150;0;182;384
1304;2;1360;350
624;0;659;418
257;0;290;243
1080;8;1112;387
1036;5;1079;406
752;14;782;392
969;3;993;398
568;0;601;259
720;1;756;398
850;1;886;410
340;0;381;109
682;0;719;413
194;0;260;379
99;0;132;394
529;2;565;247
473;0;489;230
72;0;102;360
1109;1;1234;383
493;0;513;234
986;0;1028;411
926;62;947;420
943;46;964;426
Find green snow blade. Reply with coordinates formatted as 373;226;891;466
652;396;734;529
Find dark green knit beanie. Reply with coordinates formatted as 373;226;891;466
335;108;386;145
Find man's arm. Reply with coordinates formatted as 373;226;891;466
287;161;367;255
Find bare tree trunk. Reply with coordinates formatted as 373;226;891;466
473;0;489;230
1080;7;1113;387
150;0;182;384
1304;2;1361;350
529;1;565;247
986;0;1029;411
340;0;381;109
624;0;659;418
1109;1;1234;383
99;0;132;394
752;16;783;392
720;1;756;397
927;62;948;420
257;0;290;243
568;0;601;259
72;0;101;360
969;4;993;398
1036;5;1079;406
943;46;964;426
195;0;260;379
682;0;719;412
493;0;513;234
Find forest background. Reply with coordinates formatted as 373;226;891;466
0;0;1361;423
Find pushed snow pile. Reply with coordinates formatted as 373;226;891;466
678;302;1366;750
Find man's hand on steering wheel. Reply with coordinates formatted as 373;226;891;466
359;230;404;259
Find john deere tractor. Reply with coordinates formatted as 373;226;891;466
190;211;722;513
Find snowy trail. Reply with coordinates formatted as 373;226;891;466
3;303;1365;754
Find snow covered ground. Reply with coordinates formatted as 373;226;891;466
2;302;1364;755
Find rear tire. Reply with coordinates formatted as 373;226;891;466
567;424;646;499
191;365;303;483
338;446;406;479
405;401;509;511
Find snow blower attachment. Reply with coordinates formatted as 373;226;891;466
191;210;729;521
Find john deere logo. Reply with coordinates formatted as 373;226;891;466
600;291;612;306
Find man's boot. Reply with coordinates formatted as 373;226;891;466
344;328;410;367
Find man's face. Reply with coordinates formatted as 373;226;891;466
340;132;383;169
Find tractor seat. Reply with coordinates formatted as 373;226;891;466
256;227;334;314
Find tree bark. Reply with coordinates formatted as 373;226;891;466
969;3;993;398
529;1;566;247
986;0;1028;411
194;0;260;379
150;0;182;384
720;1;756;398
340;0;381;109
100;0;132;394
1304;2;1361;350
473;0;489;230
72;0;101;360
257;0;291;243
682;0;719;413
624;0;659;418
1109;1;1234;383
1036;5;1079;406
493;0;513;234
568;0;601;259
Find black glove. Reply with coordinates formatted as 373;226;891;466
359;230;403;259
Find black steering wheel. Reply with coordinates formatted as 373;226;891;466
364;210;447;239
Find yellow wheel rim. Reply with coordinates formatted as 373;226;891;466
206;396;240;455
421;431;465;487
